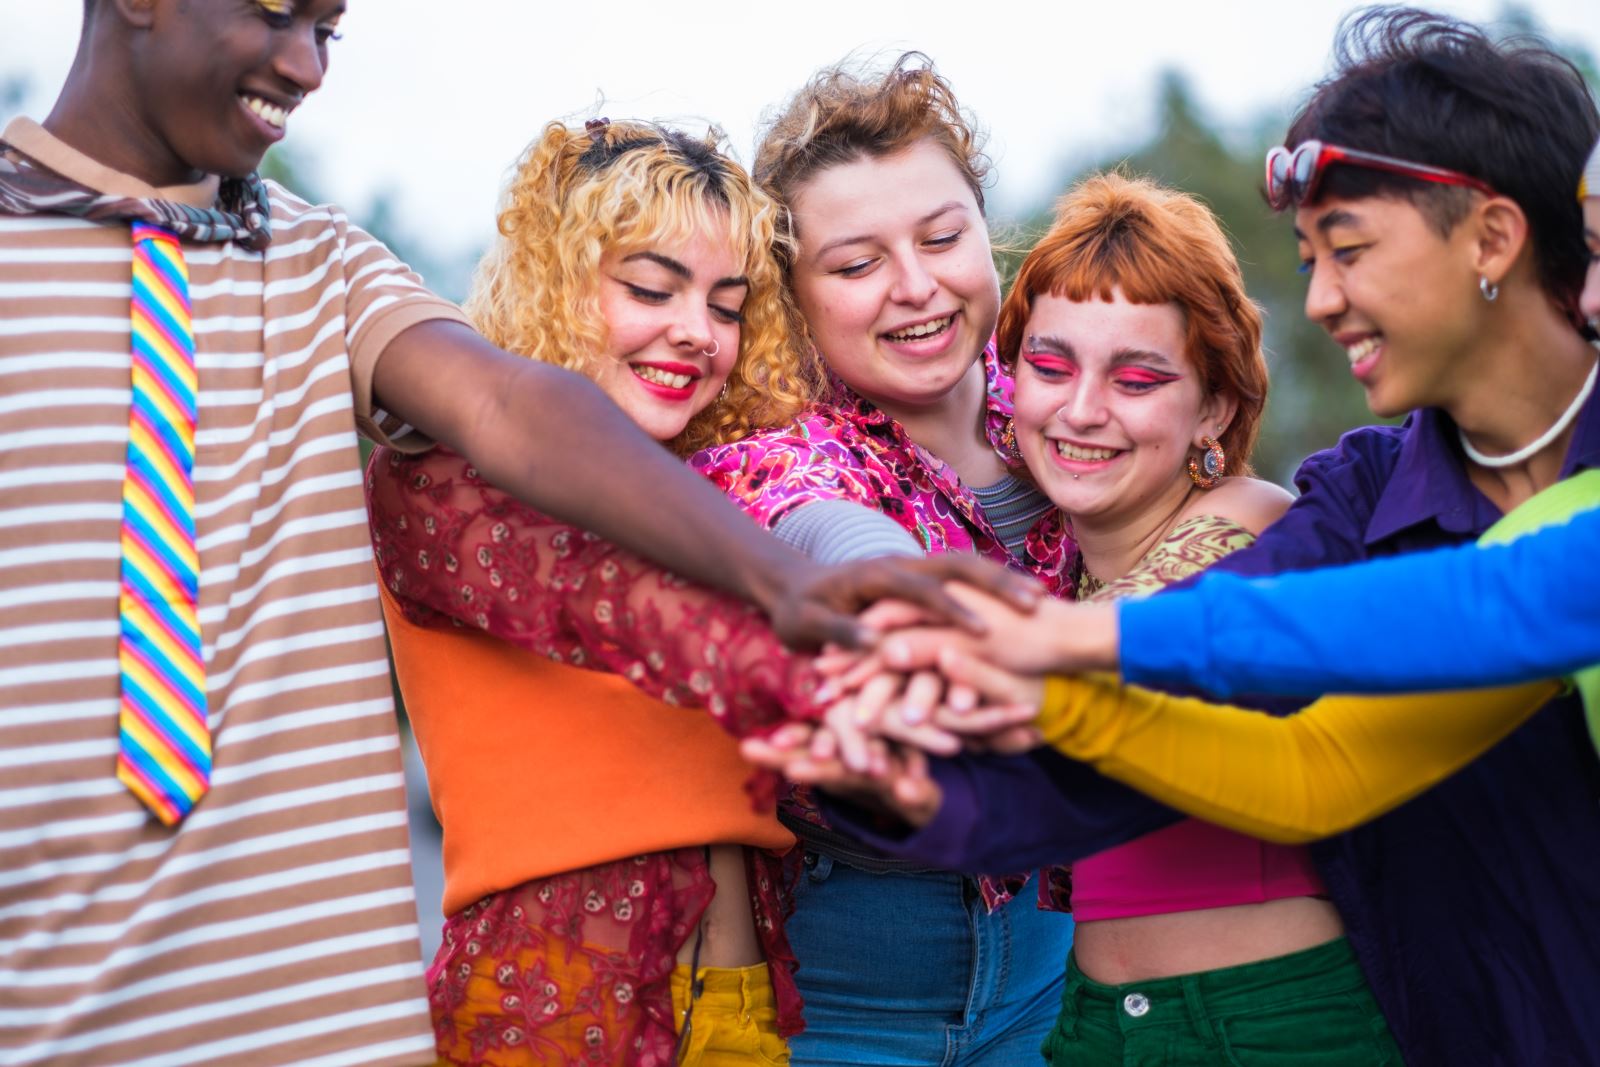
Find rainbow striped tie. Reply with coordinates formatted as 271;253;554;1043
116;222;209;826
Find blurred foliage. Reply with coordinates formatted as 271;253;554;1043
994;6;1596;485
261;145;480;303
1;78;26;115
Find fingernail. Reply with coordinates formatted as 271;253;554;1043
901;701;927;725
815;683;838;703
883;641;908;667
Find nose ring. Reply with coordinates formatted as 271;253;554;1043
702;340;720;358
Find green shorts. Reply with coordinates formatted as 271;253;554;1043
1042;937;1403;1066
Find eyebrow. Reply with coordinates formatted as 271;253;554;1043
1316;208;1361;235
1292;207;1364;242
1025;334;1073;358
623;251;748;290
813;200;969;258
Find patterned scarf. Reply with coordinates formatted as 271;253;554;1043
0;140;272;250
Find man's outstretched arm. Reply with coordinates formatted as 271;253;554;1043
373;320;1040;649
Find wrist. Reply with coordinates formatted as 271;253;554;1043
1048;601;1119;673
741;543;815;619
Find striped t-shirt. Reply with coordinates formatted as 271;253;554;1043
0;119;465;1066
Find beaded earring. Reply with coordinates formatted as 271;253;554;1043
1186;435;1226;489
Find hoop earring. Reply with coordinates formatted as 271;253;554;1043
1186;435;1226;489
1479;275;1499;302
702;339;720;359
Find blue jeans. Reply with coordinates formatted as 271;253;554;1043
786;849;1074;1066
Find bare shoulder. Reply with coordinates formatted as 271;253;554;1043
1184;476;1294;536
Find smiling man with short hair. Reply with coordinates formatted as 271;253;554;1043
0;3;1033;1062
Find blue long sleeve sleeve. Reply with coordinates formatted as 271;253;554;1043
1122;506;1600;699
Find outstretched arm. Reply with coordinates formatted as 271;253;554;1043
367;445;822;739
1029;673;1560;843
372;320;1038;649
1122;508;1600;698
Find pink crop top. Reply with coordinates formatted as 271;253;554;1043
1070;818;1326;921
1069;516;1327;922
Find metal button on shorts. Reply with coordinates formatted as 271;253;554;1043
1122;992;1151;1017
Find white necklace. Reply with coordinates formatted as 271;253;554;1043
1457;344;1599;469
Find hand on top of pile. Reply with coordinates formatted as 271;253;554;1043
741;585;1069;827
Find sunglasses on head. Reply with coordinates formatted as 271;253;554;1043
1264;139;1499;210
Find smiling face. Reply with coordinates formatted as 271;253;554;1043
1293;194;1486;418
589;229;747;442
1582;197;1600;323
1013;291;1231;529
121;0;344;184
786;139;999;413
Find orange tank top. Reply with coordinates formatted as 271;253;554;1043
377;579;794;917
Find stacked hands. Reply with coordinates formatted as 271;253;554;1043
746;577;1118;827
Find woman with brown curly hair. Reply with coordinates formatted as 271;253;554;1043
366;118;825;1067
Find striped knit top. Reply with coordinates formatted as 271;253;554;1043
0;118;465;1066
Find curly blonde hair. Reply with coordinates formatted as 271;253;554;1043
465;119;821;456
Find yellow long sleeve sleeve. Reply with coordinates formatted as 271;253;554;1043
1035;676;1559;844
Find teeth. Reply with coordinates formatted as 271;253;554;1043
242;95;289;129
1345;336;1381;365
1055;441;1118;462
885;315;954;342
634;366;693;389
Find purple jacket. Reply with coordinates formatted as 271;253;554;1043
830;391;1600;1067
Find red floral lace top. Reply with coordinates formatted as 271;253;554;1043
366;447;821;1051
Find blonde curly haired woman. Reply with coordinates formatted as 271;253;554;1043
367;118;821;1066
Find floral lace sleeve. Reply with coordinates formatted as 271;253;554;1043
365;445;822;740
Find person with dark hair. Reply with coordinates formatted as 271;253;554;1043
0;4;1035;1063
781;10;1600;1065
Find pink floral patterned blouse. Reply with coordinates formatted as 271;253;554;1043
693;341;1076;589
